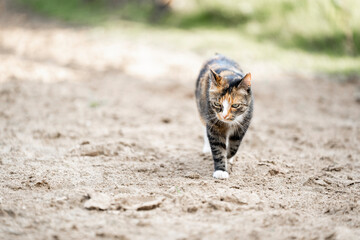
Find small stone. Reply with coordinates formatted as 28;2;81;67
136;198;164;211
313;179;328;186
161;118;171;124
268;169;280;176
84;192;111;210
185;173;200;179
187;206;198;213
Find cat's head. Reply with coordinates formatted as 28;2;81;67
208;69;252;123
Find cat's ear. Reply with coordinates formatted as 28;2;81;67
240;73;251;88
209;68;223;86
242;73;251;87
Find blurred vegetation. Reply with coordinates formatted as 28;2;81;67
16;0;360;76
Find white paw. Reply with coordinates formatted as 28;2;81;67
213;170;229;179
228;158;234;164
202;144;211;154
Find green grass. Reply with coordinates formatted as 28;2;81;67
16;0;360;76
165;0;360;57
16;0;157;24
17;0;106;24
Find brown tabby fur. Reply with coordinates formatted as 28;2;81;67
195;54;253;179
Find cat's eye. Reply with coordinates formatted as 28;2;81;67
232;104;241;108
213;102;222;108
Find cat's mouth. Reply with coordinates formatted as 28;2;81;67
216;114;235;123
221;119;234;123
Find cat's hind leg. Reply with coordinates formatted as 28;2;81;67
202;127;211;153
225;133;234;164
227;131;244;163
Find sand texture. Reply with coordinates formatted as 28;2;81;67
1;3;360;240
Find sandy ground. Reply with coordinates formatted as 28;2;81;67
1;2;360;240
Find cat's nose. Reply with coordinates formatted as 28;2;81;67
223;112;230;119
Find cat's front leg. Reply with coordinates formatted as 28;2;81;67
207;127;229;179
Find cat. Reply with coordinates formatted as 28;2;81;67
195;54;253;179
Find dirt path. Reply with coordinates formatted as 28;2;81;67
1;4;360;240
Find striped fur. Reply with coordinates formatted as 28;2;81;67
195;54;253;179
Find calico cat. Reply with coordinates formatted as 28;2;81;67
195;54;253;179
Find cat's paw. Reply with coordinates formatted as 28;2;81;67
213;170;229;179
228;157;234;164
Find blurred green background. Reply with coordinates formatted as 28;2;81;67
16;0;360;77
